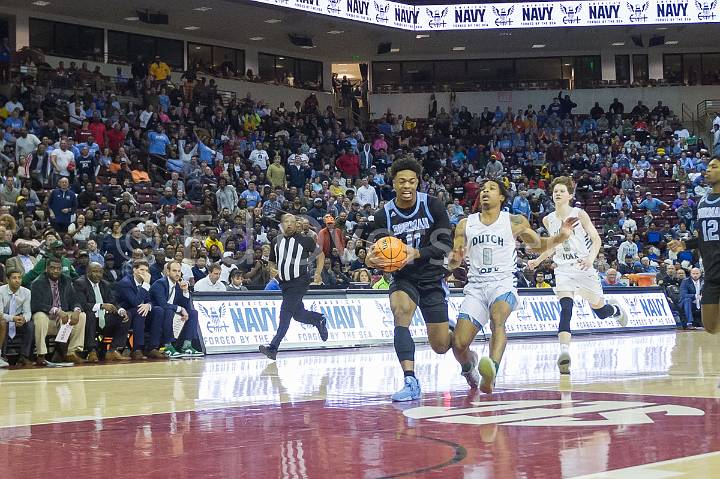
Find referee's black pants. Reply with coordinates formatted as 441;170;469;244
270;277;324;350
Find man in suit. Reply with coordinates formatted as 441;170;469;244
116;260;154;360
149;260;203;359
6;242;37;275
31;256;86;365
680;267;704;329
74;262;130;362
0;269;34;367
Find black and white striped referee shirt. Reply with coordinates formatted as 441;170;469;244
269;233;318;282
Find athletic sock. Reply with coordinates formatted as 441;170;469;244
404;370;416;378
492;359;500;372
560;343;569;353
182;340;192;350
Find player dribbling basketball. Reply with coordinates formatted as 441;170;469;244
365;157;454;402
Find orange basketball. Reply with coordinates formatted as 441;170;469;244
372;236;408;272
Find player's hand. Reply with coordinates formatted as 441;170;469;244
364;247;386;269
668;240;686;252
527;258;542;270
138;303;152;317
558;217;579;241
577;258;592;270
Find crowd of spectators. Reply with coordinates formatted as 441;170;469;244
0;52;713;366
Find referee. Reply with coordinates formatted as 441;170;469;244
259;213;329;360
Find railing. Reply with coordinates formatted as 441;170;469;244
697;99;720;121
681;103;696;135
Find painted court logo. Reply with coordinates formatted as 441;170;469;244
403;399;704;427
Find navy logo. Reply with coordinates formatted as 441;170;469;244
327;0;342;14
493;5;515;26
198;303;229;334
626;1;649;22
426;7;449;28
561;3;582;24
375;1;390;22
696;0;717;19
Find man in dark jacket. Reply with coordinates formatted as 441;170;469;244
31;256;86;365
74;262;130;362
116;261;153;360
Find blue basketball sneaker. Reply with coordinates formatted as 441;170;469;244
391;376;421;402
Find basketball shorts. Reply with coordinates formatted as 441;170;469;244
459;277;518;329
389;276;449;324
553;266;604;301
701;281;720;305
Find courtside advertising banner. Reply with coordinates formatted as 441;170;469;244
248;0;720;31
195;289;675;354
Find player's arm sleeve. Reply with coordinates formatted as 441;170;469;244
419;198;453;261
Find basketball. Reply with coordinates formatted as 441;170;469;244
372;236;408;272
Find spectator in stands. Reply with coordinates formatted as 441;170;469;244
149;56;171;84
318;215;345;259
601;269;622;287
194;263;226;292
512;190;531;218
638;192;669;213
534;272;551;288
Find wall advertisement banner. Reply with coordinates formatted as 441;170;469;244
248;0;720;31
195;289;675;354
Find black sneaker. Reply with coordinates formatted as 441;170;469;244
316;317;329;342
259;344;277;360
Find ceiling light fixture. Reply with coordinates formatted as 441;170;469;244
499;32;512;36
656;27;668;30
665;40;679;45
327;30;344;34
249;36;265;41
390;48;400;53
265;19;282;24
184;26;199;30
416;34;430;39
278;57;285;60
193;7;212;11
300;45;316;49
124;16;139;21
452;46;466;51
532;44;546;48
611;42;625;46
32;1;50;5
386;68;392;71
195;46;201;50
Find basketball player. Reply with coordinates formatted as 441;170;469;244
365;157;453;402
258;213;328;360
669;156;720;334
448;179;578;393
527;176;628;375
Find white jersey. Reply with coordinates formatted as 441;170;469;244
546;207;592;268
465;211;516;284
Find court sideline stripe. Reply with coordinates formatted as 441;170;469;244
569;451;720;478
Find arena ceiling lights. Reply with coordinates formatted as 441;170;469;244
249;0;720;31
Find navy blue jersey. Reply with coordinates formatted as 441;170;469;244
696;193;720;282
372;192;452;282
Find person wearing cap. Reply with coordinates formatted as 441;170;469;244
22;239;79;287
638;191;669;213
317;214;345;258
308;198;327;225
0;268;34;367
